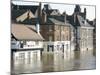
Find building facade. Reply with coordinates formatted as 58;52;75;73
11;23;44;50
67;5;94;51
11;23;44;64
40;4;72;53
11;3;94;52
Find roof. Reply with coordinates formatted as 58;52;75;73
44;9;60;15
16;10;36;22
25;25;36;30
45;15;71;26
11;9;27;20
48;18;66;25
22;18;38;25
77;15;92;27
11;24;44;41
67;14;94;28
11;4;39;20
12;9;38;24
12;4;39;14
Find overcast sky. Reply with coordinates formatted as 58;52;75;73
12;0;96;21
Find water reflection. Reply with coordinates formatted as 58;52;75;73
12;50;96;74
72;51;81;70
41;53;54;72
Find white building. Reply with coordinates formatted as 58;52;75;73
11;23;44;50
11;23;44;62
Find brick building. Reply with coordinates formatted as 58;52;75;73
67;5;94;51
40;4;72;53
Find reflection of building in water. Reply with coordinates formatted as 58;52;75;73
72;51;81;70
13;50;42;73
72;51;95;70
53;53;64;71
11;22;44;73
14;51;41;64
41;53;54;72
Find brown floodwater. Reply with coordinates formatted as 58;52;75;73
11;50;96;75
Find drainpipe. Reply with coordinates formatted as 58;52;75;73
63;11;67;24
36;21;40;34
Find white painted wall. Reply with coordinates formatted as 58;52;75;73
24;41;43;49
43;41;71;53
11;41;43;49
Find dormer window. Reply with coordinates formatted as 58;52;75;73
82;21;84;24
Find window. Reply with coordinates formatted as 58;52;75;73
62;35;65;41
66;44;68;50
35;41;39;45
49;25;52;31
28;52;31;59
11;38;16;41
66;35;69;40
82;20;84;24
55;26;59;30
57;45;60;50
23;41;26;45
49;36;53;41
61;26;63;30
11;42;16;45
56;35;60;41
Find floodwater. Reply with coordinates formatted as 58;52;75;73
11;50;96;75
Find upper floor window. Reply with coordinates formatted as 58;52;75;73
49;36;53;41
49;25;52;31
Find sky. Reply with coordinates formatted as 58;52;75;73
12;0;96;21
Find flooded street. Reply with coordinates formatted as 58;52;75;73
12;50;96;74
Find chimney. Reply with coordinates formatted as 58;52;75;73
38;2;42;17
84;8;86;20
83;8;86;25
44;4;49;11
63;11;67;24
74;5;81;14
27;10;30;19
36;20;40;34
42;11;47;23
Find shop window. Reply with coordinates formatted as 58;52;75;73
23;41;26;45
35;41;39;45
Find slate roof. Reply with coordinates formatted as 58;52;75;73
45;15;72;26
44;9;59;15
66;15;74;25
11;9;27;20
77;15;92;27
11;4;39;20
12;4;39;14
22;18;38;25
67;14;93;27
